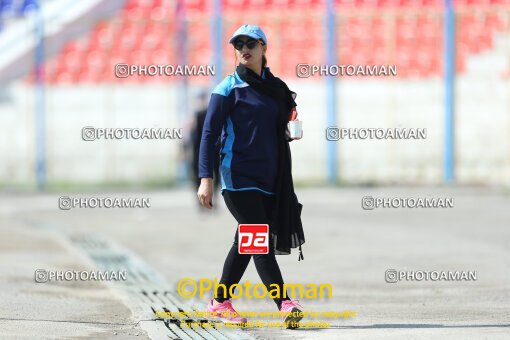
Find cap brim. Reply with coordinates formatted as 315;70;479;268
229;33;261;44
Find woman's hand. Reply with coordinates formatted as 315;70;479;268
197;178;214;209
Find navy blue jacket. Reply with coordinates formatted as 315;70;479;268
198;68;280;195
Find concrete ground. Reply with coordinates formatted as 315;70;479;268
0;186;509;339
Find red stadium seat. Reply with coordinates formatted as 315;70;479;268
184;0;207;13
89;26;115;52
399;0;422;6
456;56;466;73
248;0;271;9
128;49;151;64
271;0;293;9
38;0;509;83
55;69;76;83
84;50;104;70
376;0;400;7
292;0;321;8
149;5;172;21
334;0;354;6
281;18;321;49
420;0;441;6
223;0;247;11
77;64;104;84
140;22;168;50
485;12;506;33
150;48;175;65
41;58;60;84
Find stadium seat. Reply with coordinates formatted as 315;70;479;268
23;0;508;83
184;0;207;13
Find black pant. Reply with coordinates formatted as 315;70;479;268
215;189;290;308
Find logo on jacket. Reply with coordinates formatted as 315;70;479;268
238;224;269;254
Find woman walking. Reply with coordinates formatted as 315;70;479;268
197;24;306;328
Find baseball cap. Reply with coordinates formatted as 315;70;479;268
228;24;268;46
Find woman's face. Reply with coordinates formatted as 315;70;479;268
233;35;266;69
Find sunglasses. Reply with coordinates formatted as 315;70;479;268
233;38;262;51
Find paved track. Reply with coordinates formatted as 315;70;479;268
1;187;509;339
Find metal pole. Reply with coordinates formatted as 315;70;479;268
325;0;338;184
176;0;188;184
444;0;455;183
212;0;223;84
34;0;46;190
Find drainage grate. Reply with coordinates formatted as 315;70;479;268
66;233;256;340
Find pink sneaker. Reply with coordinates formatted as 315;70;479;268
207;298;247;324
280;299;304;329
